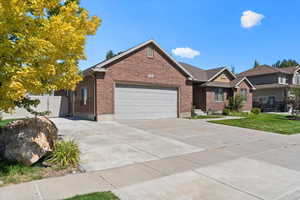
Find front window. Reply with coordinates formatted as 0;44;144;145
80;88;88;105
214;88;224;102
258;96;268;104
268;96;275;105
240;88;248;101
294;74;300;85
278;75;287;84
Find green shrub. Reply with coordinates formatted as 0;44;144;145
223;108;230;116
228;94;244;112
251;108;261;115
47;140;80;168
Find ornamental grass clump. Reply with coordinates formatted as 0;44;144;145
47;140;80;169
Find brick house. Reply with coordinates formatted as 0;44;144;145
69;40;254;120
180;63;255;114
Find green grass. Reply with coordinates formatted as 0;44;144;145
0;119;16;128
209;113;300;135
64;192;120;200
0;161;44;185
189;115;224;119
46;140;80;169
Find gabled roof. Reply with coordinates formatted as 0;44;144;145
279;66;300;74
180;62;236;82
207;67;236;82
238;65;300;77
84;40;194;79
179;62;207;81
230;76;256;89
200;77;255;89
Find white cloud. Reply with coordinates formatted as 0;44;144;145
171;47;200;59
241;10;264;28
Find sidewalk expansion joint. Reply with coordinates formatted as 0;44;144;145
193;170;264;200
34;182;44;200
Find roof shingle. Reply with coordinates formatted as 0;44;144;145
179;62;225;82
238;65;299;77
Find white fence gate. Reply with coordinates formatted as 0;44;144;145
1;95;69;119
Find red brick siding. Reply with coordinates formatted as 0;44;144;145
192;79;253;112
94;44;192;117
95;73;114;115
205;87;231;112
74;75;95;115
235;81;253;111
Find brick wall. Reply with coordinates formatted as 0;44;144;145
79;44;193;119
205;87;231;112
235;81;253;111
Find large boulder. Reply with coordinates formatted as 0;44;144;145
0;117;58;165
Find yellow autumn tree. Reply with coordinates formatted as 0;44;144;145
0;0;100;112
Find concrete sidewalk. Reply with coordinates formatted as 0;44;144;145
1;152;205;200
2;146;300;200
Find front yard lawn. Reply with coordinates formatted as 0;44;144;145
65;192;119;200
209;114;300;135
189;115;224;119
0;161;44;185
0;160;78;187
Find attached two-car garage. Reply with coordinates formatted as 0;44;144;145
115;84;178;120
74;40;193;121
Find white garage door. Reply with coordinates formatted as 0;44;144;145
115;84;178;119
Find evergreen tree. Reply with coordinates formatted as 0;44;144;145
272;59;299;68
106;50;115;59
254;60;260;68
230;65;235;74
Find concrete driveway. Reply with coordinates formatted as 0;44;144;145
49;118;300;200
52;118;202;171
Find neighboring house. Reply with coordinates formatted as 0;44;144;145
180;63;255;114
69;40;254;120
238;65;300;112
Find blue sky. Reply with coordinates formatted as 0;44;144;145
79;0;300;73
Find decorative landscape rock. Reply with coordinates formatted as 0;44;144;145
0;117;58;166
